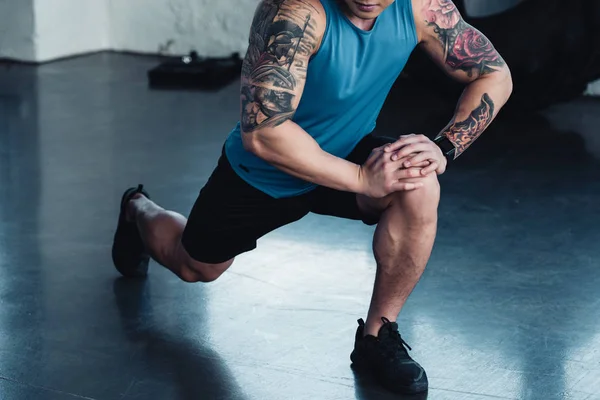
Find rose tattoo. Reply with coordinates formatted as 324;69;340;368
423;0;505;76
423;0;460;29
446;26;502;74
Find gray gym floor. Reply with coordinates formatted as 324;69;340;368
0;53;599;400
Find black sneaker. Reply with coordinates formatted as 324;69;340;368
350;317;428;394
112;184;151;278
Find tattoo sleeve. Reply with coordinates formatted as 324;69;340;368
240;0;321;133
439;93;495;158
421;0;510;158
422;0;505;78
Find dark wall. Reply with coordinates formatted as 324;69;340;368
403;0;600;112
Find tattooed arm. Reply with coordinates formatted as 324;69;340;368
241;0;365;192
413;0;513;159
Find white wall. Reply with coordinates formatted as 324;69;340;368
0;0;36;61
109;0;523;56
1;0;599;99
109;0;257;57
34;0;110;62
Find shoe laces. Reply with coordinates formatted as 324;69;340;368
380;317;412;360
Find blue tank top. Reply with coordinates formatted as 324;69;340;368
225;0;418;198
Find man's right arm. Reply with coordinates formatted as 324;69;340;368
241;0;367;193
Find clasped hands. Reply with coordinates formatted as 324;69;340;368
359;134;447;199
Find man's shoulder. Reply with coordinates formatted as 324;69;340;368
293;0;325;14
410;0;462;28
255;0;326;23
291;0;326;27
252;0;326;49
409;0;463;43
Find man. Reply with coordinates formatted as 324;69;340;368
112;0;512;394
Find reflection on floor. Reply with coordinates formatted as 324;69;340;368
0;53;599;400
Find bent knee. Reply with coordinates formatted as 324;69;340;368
392;173;440;203
415;171;440;193
179;265;222;283
174;238;234;283
389;173;439;224
179;259;233;283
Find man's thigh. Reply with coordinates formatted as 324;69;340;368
181;149;309;264
307;134;397;225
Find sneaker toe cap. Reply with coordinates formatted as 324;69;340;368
382;361;428;393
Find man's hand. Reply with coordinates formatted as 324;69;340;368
384;135;447;176
358;146;428;199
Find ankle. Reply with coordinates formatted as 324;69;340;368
364;320;384;337
363;316;398;337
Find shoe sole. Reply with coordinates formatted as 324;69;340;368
350;350;429;395
111;185;151;278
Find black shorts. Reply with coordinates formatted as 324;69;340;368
181;134;395;264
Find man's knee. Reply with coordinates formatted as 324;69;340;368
418;172;440;194
394;172;439;199
179;259;233;283
174;238;234;283
179;264;221;283
389;173;440;223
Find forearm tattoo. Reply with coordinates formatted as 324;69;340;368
423;0;505;77
440;93;495;158
241;0;320;132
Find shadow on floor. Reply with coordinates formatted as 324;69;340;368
352;366;429;400
113;278;248;400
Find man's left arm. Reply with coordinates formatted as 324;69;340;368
387;0;513;173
